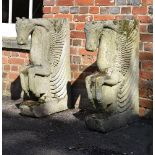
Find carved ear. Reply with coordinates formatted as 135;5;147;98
16;17;21;21
22;17;26;20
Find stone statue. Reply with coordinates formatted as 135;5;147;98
84;20;139;132
16;18;71;117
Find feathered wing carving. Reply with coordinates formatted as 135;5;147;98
116;21;139;113
48;19;70;99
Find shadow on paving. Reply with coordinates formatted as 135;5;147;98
2;96;153;155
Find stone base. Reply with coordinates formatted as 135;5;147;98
19;95;68;117
85;110;139;133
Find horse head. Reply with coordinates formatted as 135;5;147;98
84;21;104;51
16;17;35;45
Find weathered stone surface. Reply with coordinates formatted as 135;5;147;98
16;18;71;117
84;19;139;132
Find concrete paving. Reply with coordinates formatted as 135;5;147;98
3;96;153;155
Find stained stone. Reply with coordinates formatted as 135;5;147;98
16;18;71;117
84;19;139;132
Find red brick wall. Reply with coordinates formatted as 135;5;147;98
2;0;153;117
2;50;29;98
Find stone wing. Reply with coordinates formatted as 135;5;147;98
48;20;70;99
117;25;139;113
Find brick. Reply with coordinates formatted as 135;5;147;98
109;7;120;14
43;7;51;14
115;15;134;20
140;71;152;80
70;47;78;54
75;0;93;6
11;65;19;71
82;55;96;65
100;7;109;14
56;0;74;6
73;39;82;46
139;79;153;99
80;7;89;14
127;0;141;5
73;72;80;79
140;34;153;42
94;15;115;20
2;57;8;64
148;24;153;33
140;98;153;109
141;0;153;5
9;58;24;64
70;7;80;14
132;7;147;15
19;53;29;58
89;7;99;14
141;61;153;70
116;0;126;5
60;7;69;13
43;14;54;18
11;52;19;57
139;24;147;32
70;23;75;30
144;42;153;52
71;64;78;71
139;52;153;60
43;0;55;6
9;72;19;80
54;14;72;21
95;0;115;6
73;15;88;22
121;7;131;14
82;39;86;47
71;31;85;39
72;56;81;64
4;65;10;71
148;6;153;14
138;15;152;23
3;51;10;56
51;7;60;14
76;23;85;30
79;48;97;56
2;72;8;78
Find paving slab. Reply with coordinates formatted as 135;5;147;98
2;96;153;155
